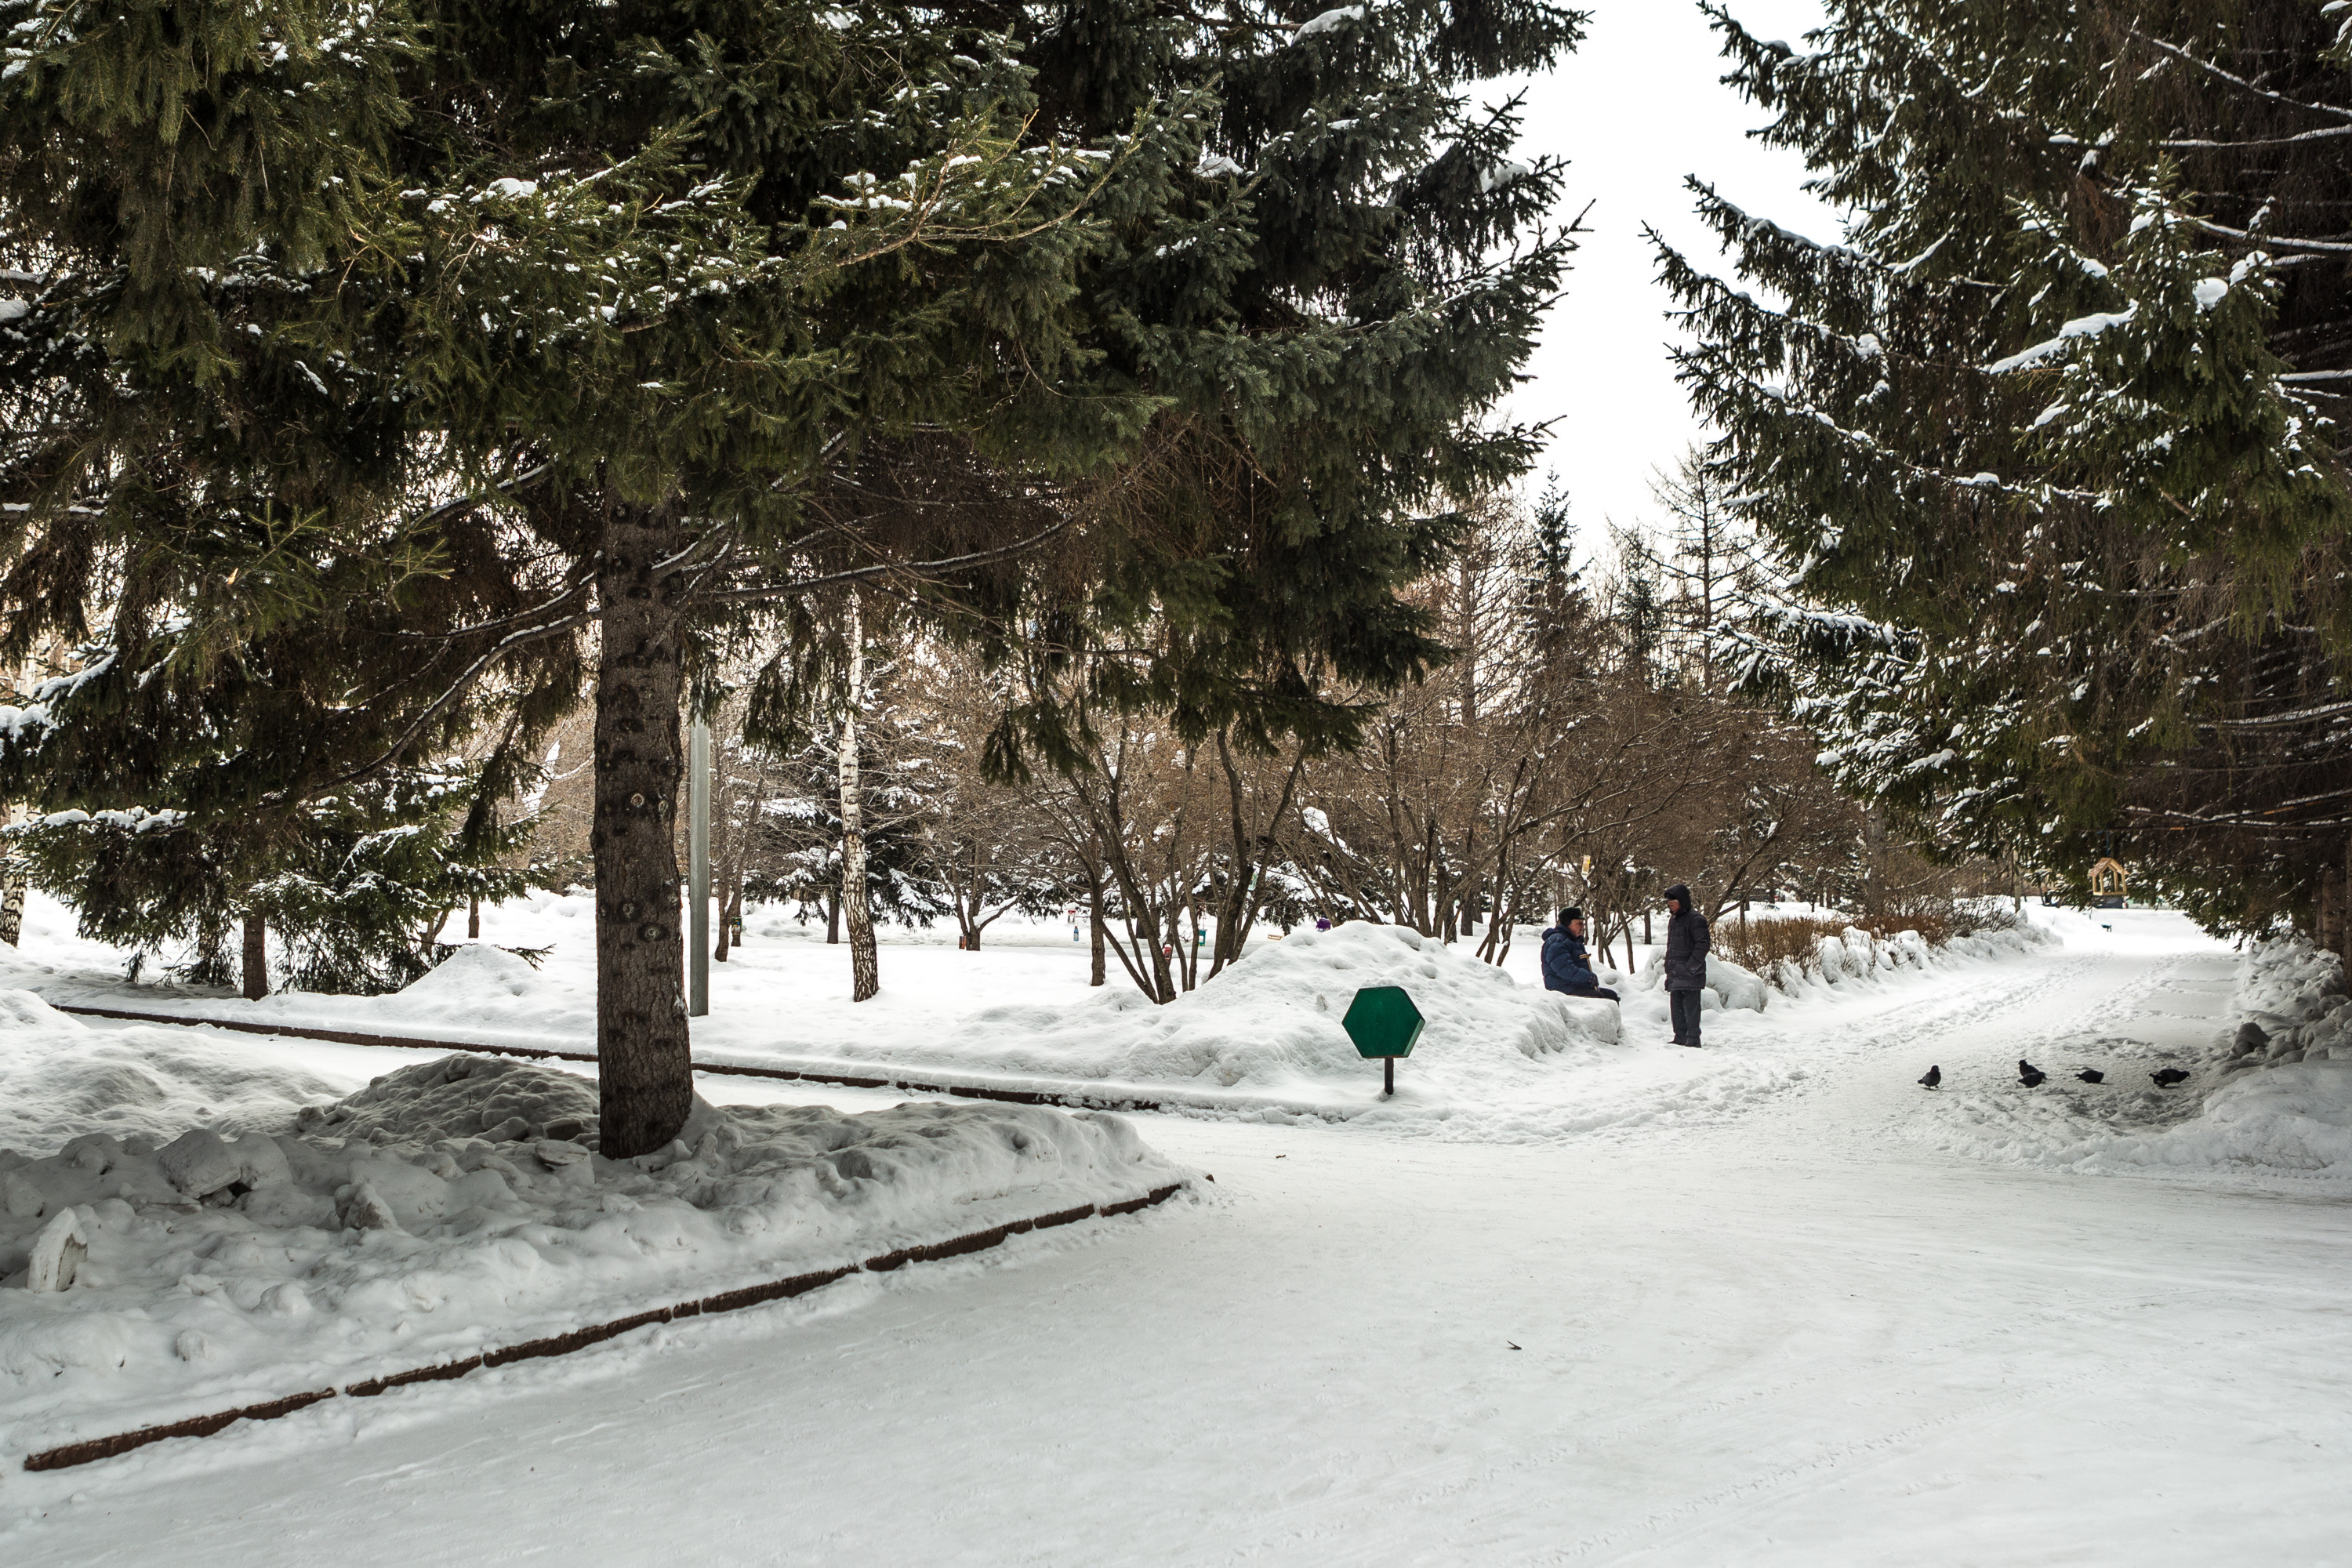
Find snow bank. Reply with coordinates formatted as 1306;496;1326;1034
903;923;1618;1098
1755;919;2055;999
0;1012;1181;1457
1915;935;2352;1181
0;992;344;1152
1636;953;1770;1011
2069;937;2352;1176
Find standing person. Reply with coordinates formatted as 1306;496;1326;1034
1541;908;1620;1003
1662;884;1710;1047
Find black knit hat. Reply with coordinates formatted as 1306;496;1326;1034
1558;906;1584;925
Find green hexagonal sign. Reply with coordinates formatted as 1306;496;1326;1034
1343;985;1424;1059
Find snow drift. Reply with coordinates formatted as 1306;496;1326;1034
1911;931;2352;1181
0;1000;1182;1457
0;993;346;1152
2067;937;2352;1177
896;922;1620;1096
1751;918;2055;998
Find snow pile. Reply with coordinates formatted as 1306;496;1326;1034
902;922;1620;1097
0;992;344;1152
2075;937;2352;1176
0;1022;1181;1457
1752;918;2055;999
1919;935;2352;1181
1635;953;1770;1011
2227;938;2348;1056
397;942;554;1005
307;1053;604;1145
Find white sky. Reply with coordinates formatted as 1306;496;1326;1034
1491;1;1838;557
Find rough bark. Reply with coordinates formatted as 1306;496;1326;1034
839;591;879;1003
240;911;268;1000
466;895;481;940
591;499;694;1160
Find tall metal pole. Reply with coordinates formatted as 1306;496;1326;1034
688;718;710;1018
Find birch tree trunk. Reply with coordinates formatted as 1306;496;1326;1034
0;804;23;948
839;591;879;1003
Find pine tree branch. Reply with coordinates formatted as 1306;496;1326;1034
2126;31;2352;124
2192;216;2352;255
307;609;595;794
689;521;1070;608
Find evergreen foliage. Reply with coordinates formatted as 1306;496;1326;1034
0;0;549;989
3;0;1588;1149
982;0;1591;770
1661;1;2352;937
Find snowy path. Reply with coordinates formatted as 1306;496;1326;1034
9;920;2351;1564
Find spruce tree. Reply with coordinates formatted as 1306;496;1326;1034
0;0;564;991
7;0;1590;1149
1659;2;2352;936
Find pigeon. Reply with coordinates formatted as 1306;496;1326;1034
2018;1058;2047;1087
1918;1065;1942;1090
2075;1069;2105;1084
2151;1068;2191;1088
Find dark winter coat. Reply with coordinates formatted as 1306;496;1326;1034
1541;924;1599;995
1662;884;1711;992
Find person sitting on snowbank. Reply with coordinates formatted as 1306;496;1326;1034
1541;908;1620;1003
1662;883;1710;1048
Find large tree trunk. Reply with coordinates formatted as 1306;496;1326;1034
839;591;879;1002
592;500;694;1160
240;910;268;1000
466;894;481;940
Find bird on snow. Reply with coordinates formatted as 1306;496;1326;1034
2151;1068;2191;1088
1918;1065;1942;1090
2017;1058;2048;1087
2076;1069;2105;1084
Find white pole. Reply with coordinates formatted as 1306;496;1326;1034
689;717;710;1018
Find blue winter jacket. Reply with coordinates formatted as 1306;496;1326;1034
1541;925;1599;994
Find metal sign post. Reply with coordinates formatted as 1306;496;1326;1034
689;718;710;1018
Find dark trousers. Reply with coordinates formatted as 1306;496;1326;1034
1568;985;1621;1003
1669;989;1703;1046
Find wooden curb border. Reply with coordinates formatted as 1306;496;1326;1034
54;1005;1178;1114
20;1181;1185;1475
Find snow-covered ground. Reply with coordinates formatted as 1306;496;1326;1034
4;901;2351;1563
0;890;2049;1126
0;993;1183;1461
